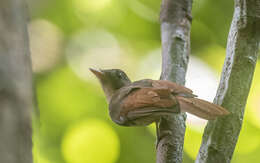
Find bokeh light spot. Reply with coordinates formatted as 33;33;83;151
28;19;63;73
62;119;120;163
66;29;135;83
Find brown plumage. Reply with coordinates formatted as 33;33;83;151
90;68;229;126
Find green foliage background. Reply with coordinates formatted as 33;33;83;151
28;0;260;162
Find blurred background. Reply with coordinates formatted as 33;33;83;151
26;0;260;162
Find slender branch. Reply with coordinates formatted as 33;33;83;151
0;0;34;162
156;0;192;163
196;0;260;163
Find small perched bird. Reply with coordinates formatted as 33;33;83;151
90;68;229;126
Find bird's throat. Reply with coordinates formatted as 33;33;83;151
102;86;117;102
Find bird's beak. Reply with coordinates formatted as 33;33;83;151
89;68;105;79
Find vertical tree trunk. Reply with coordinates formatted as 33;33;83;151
0;0;34;162
156;0;192;163
196;0;260;163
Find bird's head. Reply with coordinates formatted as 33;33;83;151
90;68;131;101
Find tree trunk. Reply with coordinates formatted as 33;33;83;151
156;0;193;163
196;0;260;162
0;0;34;162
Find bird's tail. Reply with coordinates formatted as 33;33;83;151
176;96;229;120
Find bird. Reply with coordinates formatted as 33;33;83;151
90;68;229;126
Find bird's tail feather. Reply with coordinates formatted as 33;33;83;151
176;96;229;120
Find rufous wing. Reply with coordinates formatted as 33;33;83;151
122;87;179;114
176;96;229;120
152;80;197;98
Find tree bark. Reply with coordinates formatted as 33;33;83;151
156;0;192;163
0;0;34;162
196;0;260;163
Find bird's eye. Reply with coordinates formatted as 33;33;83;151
118;72;124;79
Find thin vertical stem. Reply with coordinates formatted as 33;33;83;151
196;0;260;162
157;0;193;163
